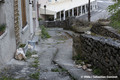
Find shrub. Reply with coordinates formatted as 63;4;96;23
0;24;6;36
0;24;6;32
40;25;51;39
93;68;102;75
38;18;42;21
19;44;26;48
26;51;32;58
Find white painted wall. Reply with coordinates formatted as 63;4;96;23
38;0;48;7
0;0;16;66
32;0;39;35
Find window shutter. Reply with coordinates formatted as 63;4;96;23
21;0;27;28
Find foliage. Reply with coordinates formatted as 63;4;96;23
32;51;37;54
51;68;67;72
29;72;39;80
61;68;67;72
38;18;42;21
75;60;83;65
93;68;102;75
0;24;6;32
19;44;26;48
26;50;32;58
26;50;37;58
31;58;39;68
108;0;120;14
31;64;38;68
34;59;39;64
0;76;24;80
40;25;51;39
51;68;59;72
72;54;82;60
107;0;120;28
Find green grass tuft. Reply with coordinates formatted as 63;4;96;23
26;51;32;58
19;44;26;48
40;25;51;39
0;24;6;32
29;72;39;80
93;68;102;75
51;68;59;72
0;76;25;80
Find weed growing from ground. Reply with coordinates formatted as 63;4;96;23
31;58;39;68
29;72;39;80
93;68;102;75
40;25;51;39
61;68;67;72
51;68;59;72
26;51;32;58
0;76;25;80
26;50;38;58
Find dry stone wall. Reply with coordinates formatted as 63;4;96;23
73;33;120;77
42;17;75;30
91;26;120;40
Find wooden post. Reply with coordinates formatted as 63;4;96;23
88;0;91;22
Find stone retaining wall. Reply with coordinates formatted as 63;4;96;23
42;17;75;30
91;25;120;40
44;17;91;33
73;33;120;77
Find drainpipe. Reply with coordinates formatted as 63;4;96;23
35;0;39;29
29;0;34;38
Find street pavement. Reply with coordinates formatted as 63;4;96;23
77;0;115;22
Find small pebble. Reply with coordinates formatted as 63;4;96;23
82;65;87;70
86;69;92;72
31;55;38;58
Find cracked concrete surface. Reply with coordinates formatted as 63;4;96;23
0;28;107;80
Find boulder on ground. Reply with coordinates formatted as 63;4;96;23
15;48;26;60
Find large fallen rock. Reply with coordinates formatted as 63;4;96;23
15;48;26;60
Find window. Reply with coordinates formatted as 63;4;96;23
21;0;27;28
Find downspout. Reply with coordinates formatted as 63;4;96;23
29;0;34;39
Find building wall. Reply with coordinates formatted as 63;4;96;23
32;0;39;33
0;0;16;66
18;0;31;43
39;0;48;7
0;0;32;67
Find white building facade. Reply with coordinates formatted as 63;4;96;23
0;0;39;67
29;0;39;38
39;0;97;21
